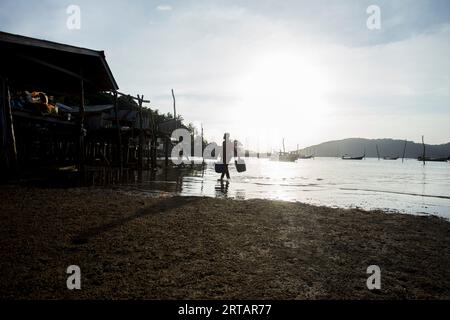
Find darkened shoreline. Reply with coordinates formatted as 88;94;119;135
0;185;449;299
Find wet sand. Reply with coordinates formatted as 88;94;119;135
0;186;449;299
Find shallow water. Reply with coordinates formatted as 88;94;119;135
121;157;450;219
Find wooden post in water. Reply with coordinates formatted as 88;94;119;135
422;135;426;165
402;139;407;163
201;123;205;165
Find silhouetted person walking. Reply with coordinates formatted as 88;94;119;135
220;133;233;181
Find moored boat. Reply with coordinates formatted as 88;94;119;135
270;138;299;162
298;154;314;159
271;152;298;162
342;154;365;160
418;156;450;162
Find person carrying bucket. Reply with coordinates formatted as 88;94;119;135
219;133;234;181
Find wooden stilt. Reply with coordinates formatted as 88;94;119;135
0;76;7;179
4;81;18;179
79;77;86;183
137;94;144;180
113;91;123;176
165;136;169;167
148;109;156;170
151;138;157;169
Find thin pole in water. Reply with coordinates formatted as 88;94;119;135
402;139;407;163
422;135;426;165
201;123;204;165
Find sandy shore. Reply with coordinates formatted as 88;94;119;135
0;185;449;299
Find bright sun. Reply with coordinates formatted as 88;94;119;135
234;51;333;150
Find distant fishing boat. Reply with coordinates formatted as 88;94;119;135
295;143;315;159
342;149;365;160
270;138;299;162
417;156;450;162
342;155;365;160
273;152;299;162
376;144;399;160
298;154;314;159
270;151;298;162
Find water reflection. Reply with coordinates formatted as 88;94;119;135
234;189;246;200
215;180;230;198
110;158;450;219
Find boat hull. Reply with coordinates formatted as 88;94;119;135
418;156;450;162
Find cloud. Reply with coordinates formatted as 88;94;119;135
156;4;172;11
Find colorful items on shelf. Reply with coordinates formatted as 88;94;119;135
11;91;58;115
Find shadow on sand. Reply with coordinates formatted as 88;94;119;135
71;196;201;245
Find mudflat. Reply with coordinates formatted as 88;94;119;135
0;186;449;299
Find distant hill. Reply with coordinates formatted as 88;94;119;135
298;138;450;159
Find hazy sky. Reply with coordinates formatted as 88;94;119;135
1;0;449;150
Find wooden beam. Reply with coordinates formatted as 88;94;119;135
115;91;150;103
